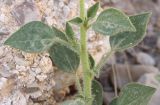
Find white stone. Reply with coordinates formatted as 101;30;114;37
0;46;4;58
0;13;6;22
59;2;64;8
136;52;155;66
14;56;29;66
11;1;41;25
0;77;7;89
63;6;70;17
15;65;27;72
36;74;47;82
27;74;36;85
0;91;27;105
46;16;53;26
32;67;42;74
28;90;42;98
39;56;53;73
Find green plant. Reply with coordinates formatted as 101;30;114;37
4;0;156;105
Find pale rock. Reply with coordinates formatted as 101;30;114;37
23;87;42;98
39;56;53;73
4;0;13;5
46;16;54;26
63;6;70;17
110;64;159;89
0;69;12;78
0;77;15;99
2;63;12;71
0;91;27;105
22;52;36;61
36;74;47;82
28;90;42;98
59;2;65;8
0;77;7;90
0;13;6;22
32;67;42;74
27;74;36;85
14;56;29;66
53;70;76;91
136;52;155;66
102;0;120;3
0;46;4;58
29;70;37;77
15;65;27;72
47;0;54;8
11;1;41;25
138;73;160;88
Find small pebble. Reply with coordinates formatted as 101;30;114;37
0;77;8;89
136;52;155;66
0;46;4;58
36;74;47;82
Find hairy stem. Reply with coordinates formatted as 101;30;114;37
94;50;113;77
75;73;83;95
112;64;118;97
80;0;93;104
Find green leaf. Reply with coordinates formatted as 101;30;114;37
92;8;136;36
5;21;63;53
92;80;103;105
109;83;156;105
68;17;83;25
65;22;75;40
52;26;68;41
49;44;80;72
61;98;85;105
109;98;118;105
110;13;151;51
89;53;95;69
87;2;100;19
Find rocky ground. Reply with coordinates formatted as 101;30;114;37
0;0;160;105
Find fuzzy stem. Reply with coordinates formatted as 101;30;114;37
80;0;93;104
112;64;118;97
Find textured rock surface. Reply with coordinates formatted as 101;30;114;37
0;0;109;105
136;52;155;66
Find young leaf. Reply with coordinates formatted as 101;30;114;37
5;21;63;53
92;80;103;105
109;83;156;105
61;98;85;105
87;2;100;19
92;8;136;36
52;26;68;41
110;13;151;51
89;53;95;69
68;17;83;25
49;44;80;72
65;22;75;40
